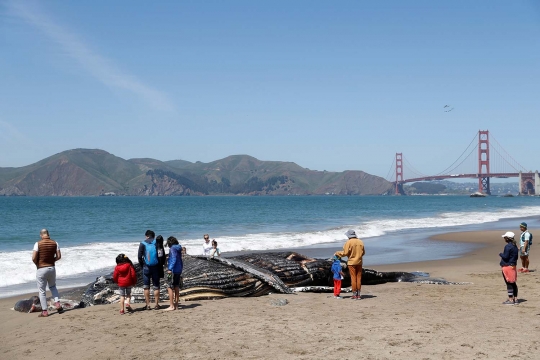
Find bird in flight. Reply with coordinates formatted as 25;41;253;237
444;105;454;112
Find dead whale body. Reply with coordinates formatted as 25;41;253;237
13;296;82;313
81;252;457;306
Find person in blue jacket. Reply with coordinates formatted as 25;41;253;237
165;236;184;311
331;255;345;299
499;231;519;305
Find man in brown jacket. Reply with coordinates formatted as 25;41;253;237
32;229;63;317
335;229;365;300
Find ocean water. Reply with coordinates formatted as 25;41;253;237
1;195;539;297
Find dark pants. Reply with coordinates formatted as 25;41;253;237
502;271;518;298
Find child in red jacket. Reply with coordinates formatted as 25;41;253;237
113;254;137;314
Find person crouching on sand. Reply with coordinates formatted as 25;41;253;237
113;254;137;314
499;232;519;305
335;229;365;300
165;236;184;311
331;255;344;299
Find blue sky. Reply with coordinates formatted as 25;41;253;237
1;1;539;179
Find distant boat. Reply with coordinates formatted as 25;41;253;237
502;193;514;197
470;192;487;197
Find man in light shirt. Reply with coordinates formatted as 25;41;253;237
202;234;213;255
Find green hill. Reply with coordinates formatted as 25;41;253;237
0;149;393;196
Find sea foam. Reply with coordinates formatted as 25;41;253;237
2;205;539;289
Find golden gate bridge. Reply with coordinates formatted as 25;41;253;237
386;130;539;195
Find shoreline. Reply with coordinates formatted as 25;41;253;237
4;228;533;303
1;227;538;359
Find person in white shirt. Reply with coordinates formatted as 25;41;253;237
202;234;213;256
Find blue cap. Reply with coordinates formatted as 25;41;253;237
520;222;527;229
333;255;341;261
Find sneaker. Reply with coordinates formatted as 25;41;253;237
502;300;515;305
351;295;357;300
38;311;49;317
54;302;64;314
334;296;342;299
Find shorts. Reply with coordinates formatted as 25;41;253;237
143;265;161;290
167;274;183;289
520;251;529;257
118;287;132;297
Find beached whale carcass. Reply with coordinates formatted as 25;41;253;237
13;295;82;313
81;252;423;306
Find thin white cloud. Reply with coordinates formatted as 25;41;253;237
6;1;174;111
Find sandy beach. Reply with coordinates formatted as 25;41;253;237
1;229;539;360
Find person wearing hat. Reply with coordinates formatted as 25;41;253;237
518;222;532;273
331;255;345;299
499;231;519;305
335;229;365;300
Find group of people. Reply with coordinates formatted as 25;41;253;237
328;222;534;305
31;229;224;317
499;222;533;305
30;221;533;317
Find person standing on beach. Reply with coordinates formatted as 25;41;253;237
156;235;166;279
138;230;161;310
32;229;64;317
202;234;213;256
499;231;519;305
113;254;137;314
331;255;345;299
165;236;183;311
335;229;365;300
518;222;532;273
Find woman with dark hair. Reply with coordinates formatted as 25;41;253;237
499;231;519;305
156;235;166;279
165;236;184;311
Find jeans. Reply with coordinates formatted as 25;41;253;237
36;266;60;310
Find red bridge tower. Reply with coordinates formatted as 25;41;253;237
478;130;490;194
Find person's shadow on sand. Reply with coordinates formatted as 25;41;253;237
347;294;377;300
179;303;201;309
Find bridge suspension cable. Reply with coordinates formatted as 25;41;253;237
433;133;478;176
385;158;396;182
490;134;528;173
403;156;428;178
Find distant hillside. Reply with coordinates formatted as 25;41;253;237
0;149;393;196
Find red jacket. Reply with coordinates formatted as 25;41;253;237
113;263;137;287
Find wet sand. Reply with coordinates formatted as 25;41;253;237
1;229;539;359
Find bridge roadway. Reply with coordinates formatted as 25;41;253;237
400;173;519;183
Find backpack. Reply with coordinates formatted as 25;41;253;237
142;239;159;266
529;232;533;246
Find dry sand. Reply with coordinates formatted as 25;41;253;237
1;230;539;360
